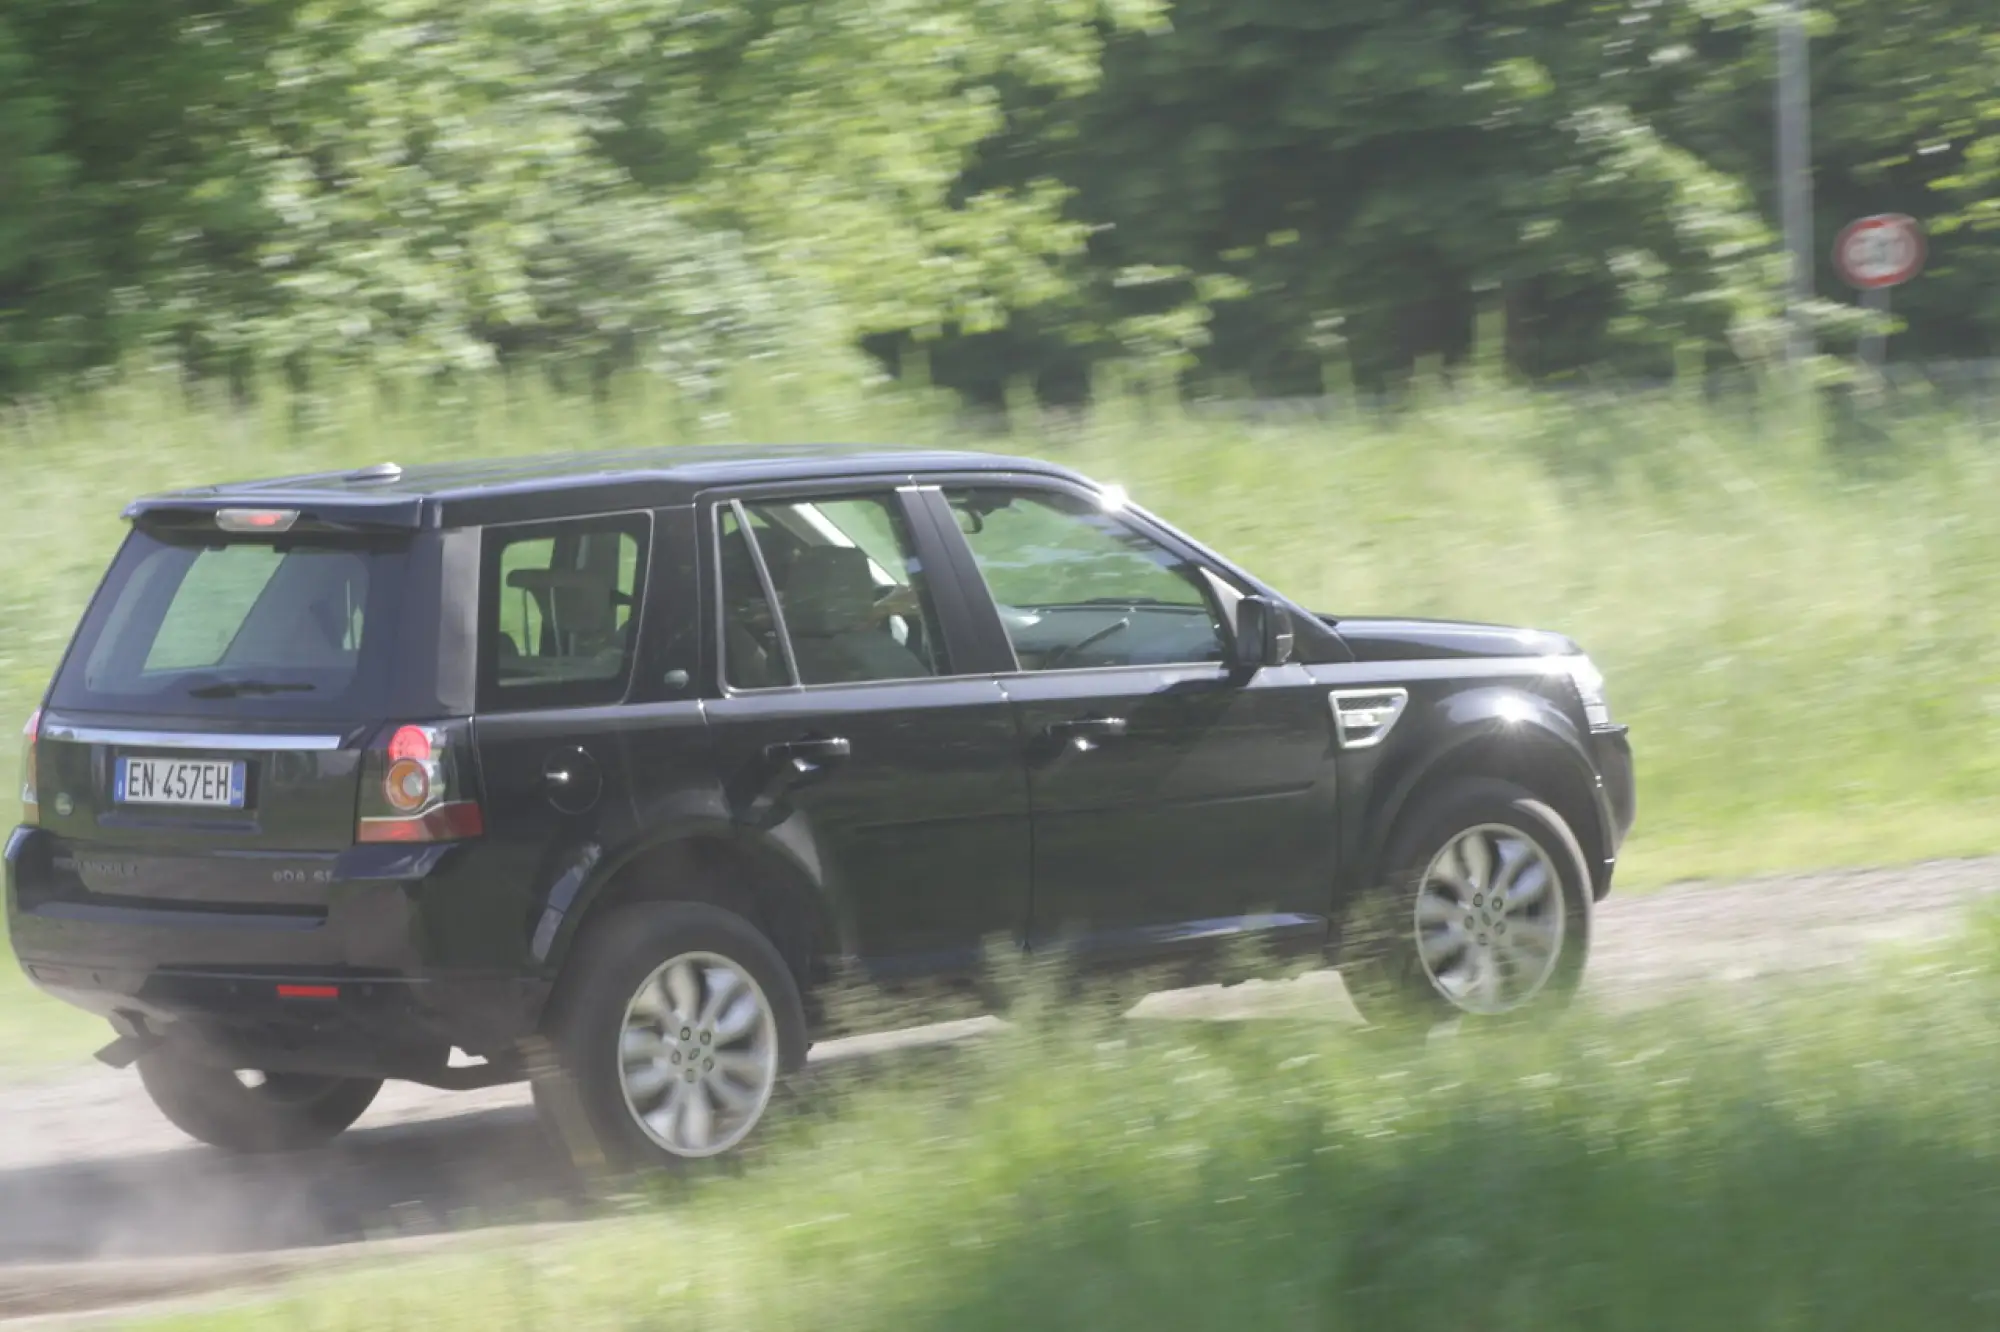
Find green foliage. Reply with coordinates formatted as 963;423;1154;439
1631;0;2000;363
1911;12;2000;347
0;22;80;387
943;0;1797;398
0;0;1155;393
0;0;1994;395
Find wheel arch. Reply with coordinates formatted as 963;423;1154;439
1360;691;1615;904
539;821;850;1015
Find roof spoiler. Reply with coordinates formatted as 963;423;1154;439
124;495;428;533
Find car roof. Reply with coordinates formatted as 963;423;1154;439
123;443;1097;529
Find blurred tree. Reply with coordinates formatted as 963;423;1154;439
0;16;83;388
1630;0;2000;366
0;1;298;391
0;0;1991;402
0;0;1154;394
933;0;1786;400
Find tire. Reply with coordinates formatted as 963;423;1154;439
135;1050;381;1154
533;901;808;1172
1339;777;1592;1035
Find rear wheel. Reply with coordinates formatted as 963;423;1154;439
534;901;808;1171
1340;778;1591;1034
136;1051;381;1154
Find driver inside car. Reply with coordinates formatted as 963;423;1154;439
780;546;933;684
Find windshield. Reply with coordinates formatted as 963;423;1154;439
47;528;410;722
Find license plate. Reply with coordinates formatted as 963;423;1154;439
115;757;247;809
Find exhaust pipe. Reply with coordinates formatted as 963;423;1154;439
92;1032;156;1069
93;1011;162;1069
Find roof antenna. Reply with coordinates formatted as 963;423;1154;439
346;462;403;485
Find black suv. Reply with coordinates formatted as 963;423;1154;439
8;446;1634;1165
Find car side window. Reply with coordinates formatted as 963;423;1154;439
943;486;1229;671
716;494;946;689
479;513;648;710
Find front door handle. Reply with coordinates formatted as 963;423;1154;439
763;736;852;778
1044;716;1128;752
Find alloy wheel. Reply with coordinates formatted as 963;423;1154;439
1413;823;1567;1015
617;951;780;1158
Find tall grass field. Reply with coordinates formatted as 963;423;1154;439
4;369;2000;1068
127;902;2000;1331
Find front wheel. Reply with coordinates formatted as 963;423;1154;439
534;901;808;1171
136;1051;381;1154
1339;778;1592;1033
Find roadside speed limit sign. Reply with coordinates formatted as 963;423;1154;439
1834;214;1925;290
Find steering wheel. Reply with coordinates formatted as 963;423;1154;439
1043;615;1131;671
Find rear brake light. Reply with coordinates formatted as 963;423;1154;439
276;984;340;1000
356;721;482;845
215;508;299;533
20;709;39;824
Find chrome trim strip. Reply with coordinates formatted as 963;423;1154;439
1329;686;1410;750
40;724;350;752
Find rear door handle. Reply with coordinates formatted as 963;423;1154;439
764;736;852;776
736;737;850;828
1044;717;1127;750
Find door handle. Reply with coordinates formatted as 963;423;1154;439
1044;716;1128;751
743;736;849;822
763;736;852;778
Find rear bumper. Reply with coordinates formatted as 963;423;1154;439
17;962;545;1081
6;825;549;1076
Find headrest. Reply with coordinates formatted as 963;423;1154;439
783;546;877;636
507;567;619;638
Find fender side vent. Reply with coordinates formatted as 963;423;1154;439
1330;688;1409;749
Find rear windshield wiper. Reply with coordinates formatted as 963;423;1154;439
187;680;318;699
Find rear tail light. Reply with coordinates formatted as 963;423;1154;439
20;709;39;824
356;721;484;844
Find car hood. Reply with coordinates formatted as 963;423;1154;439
1322;614;1579;662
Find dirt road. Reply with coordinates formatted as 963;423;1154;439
0;858;1991;1316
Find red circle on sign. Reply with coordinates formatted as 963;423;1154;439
1834;214;1925;290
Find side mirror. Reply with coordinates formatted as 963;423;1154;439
1232;595;1295;671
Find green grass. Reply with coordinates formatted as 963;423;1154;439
0;965;101;1071
117;902;2000;1331
6;369;2000;1070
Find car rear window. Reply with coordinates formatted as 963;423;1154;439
47;529;409;722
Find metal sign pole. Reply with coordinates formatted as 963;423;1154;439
1777;0;1815;367
1860;286;1889;369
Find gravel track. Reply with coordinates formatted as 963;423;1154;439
0;858;1993;1320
